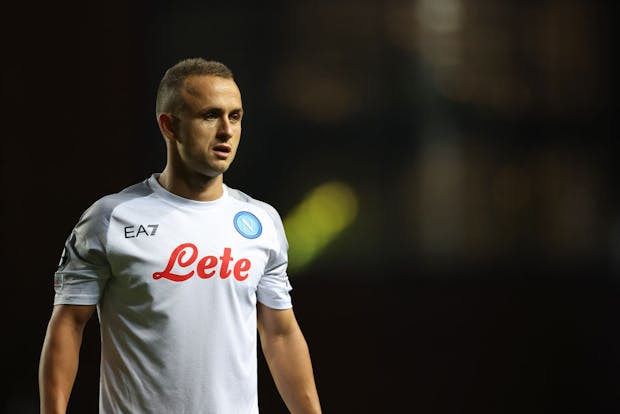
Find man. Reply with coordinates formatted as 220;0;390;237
39;58;322;414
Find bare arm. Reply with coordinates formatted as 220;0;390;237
257;302;321;414
39;304;96;414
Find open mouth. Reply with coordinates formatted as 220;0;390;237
213;144;232;157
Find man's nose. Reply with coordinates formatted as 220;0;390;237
217;117;233;139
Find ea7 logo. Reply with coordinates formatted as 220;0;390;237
125;224;159;238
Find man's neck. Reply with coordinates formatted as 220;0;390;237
158;168;224;202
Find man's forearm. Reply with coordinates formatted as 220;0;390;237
39;312;86;414
262;330;322;414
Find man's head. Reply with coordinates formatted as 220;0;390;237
156;58;234;117
156;58;243;179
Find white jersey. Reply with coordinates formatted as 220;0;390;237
53;174;293;414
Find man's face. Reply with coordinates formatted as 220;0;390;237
172;75;243;178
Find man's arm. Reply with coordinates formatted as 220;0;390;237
257;302;321;414
39;304;96;414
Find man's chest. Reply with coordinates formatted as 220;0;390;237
104;207;271;294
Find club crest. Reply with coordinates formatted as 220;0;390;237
233;211;262;239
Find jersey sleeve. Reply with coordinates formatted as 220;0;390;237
256;206;293;310
53;200;113;305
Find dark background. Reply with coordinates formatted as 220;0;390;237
2;0;619;412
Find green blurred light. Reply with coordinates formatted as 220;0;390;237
284;181;358;272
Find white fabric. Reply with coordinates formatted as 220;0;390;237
53;174;292;413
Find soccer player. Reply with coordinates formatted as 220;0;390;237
39;58;322;414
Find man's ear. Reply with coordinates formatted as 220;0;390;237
158;113;177;141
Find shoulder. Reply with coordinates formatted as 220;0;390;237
82;179;154;223
226;185;289;252
226;186;283;226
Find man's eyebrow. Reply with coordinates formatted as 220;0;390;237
209;107;244;113
199;107;222;113
196;106;244;114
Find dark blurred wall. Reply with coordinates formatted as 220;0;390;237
1;2;143;412
2;0;618;412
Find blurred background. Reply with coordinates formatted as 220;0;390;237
2;0;618;412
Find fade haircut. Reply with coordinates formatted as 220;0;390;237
155;58;234;117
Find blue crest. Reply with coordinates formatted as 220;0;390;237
233;211;262;239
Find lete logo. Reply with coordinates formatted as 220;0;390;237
153;243;251;282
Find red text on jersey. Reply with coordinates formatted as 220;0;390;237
153;243;251;282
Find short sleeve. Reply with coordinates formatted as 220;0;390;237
256;207;293;310
53;201;112;305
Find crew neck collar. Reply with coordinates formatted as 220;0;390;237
147;174;228;209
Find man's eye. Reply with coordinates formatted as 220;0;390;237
203;112;218;120
230;112;242;121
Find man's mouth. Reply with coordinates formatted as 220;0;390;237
213;144;232;158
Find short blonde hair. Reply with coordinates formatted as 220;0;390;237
155;58;234;116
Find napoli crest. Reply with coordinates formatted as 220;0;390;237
233;211;262;239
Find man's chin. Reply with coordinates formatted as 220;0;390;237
201;164;231;178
